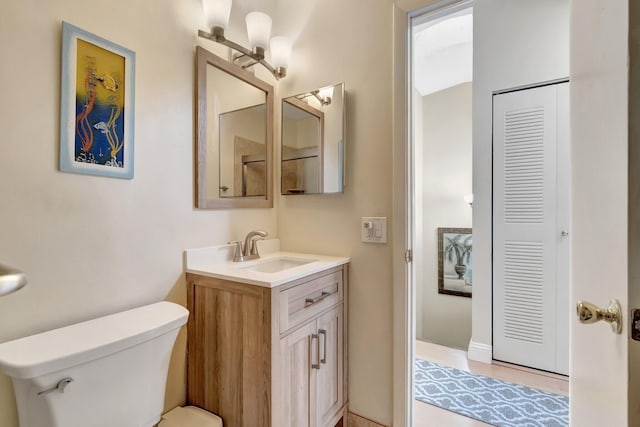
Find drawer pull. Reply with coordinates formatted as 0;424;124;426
305;291;331;307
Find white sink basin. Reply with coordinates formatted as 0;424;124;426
241;257;315;273
184;241;349;288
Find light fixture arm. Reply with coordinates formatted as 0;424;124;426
296;90;332;106
198;27;286;80
313;90;332;106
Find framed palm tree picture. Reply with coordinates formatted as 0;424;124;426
437;227;472;297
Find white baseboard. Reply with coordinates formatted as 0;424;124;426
467;340;492;363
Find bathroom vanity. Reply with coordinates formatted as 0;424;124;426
184;243;349;427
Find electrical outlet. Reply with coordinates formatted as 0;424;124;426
361;217;387;243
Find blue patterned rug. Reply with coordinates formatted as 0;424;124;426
415;359;568;426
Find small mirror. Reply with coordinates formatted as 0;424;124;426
281;83;345;195
196;46;273;208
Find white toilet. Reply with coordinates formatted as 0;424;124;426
0;301;221;427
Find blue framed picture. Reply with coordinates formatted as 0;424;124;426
60;21;135;179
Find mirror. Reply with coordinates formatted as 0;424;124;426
281;83;345;195
196;46;273;209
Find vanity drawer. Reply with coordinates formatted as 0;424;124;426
279;270;343;333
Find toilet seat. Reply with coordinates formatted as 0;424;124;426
159;406;223;427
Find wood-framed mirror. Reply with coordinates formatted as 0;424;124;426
195;46;274;209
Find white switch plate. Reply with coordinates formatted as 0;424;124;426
361;217;387;243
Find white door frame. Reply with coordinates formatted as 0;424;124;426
391;1;474;426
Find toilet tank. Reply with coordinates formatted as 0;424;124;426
0;301;188;427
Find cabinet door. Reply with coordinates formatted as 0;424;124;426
280;321;317;427
188;283;270;426
315;305;344;427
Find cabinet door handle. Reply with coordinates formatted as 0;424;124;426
319;329;327;364
305;291;331;307
311;333;320;369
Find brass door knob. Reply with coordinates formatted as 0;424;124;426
576;299;622;334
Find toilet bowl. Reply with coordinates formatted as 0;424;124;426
0;301;189;427
160;405;223;427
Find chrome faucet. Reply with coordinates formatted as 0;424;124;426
230;230;269;262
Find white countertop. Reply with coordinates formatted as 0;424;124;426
184;240;349;288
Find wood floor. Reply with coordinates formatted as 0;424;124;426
414;340;569;427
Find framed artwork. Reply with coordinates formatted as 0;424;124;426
438;227;473;298
59;21;135;179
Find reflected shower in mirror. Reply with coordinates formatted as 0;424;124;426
219;104;266;198
196;46;273;209
281;83;345;195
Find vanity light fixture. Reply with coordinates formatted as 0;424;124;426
199;0;291;80
297;86;334;106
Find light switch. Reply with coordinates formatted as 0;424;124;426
361;217;387;243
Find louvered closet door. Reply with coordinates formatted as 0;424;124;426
492;83;569;375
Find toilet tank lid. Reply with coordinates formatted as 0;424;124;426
0;301;188;379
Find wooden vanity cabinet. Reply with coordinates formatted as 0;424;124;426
186;264;349;427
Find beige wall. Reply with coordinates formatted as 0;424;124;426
0;0;279;425
418;82;472;350
0;0;395;426
276;0;394;424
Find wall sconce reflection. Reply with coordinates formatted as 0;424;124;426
296;85;335;106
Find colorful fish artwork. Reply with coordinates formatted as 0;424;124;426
74;39;126;168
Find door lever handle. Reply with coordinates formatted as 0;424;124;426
576;299;622;334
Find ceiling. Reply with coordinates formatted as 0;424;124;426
413;8;473;97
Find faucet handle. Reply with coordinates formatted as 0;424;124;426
249;236;266;256
228;241;244;262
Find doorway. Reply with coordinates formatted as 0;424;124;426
394;1;633;426
407;0;572;424
412;2;473;352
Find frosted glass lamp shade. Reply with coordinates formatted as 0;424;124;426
270;36;292;69
203;0;232;29
246;12;272;49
